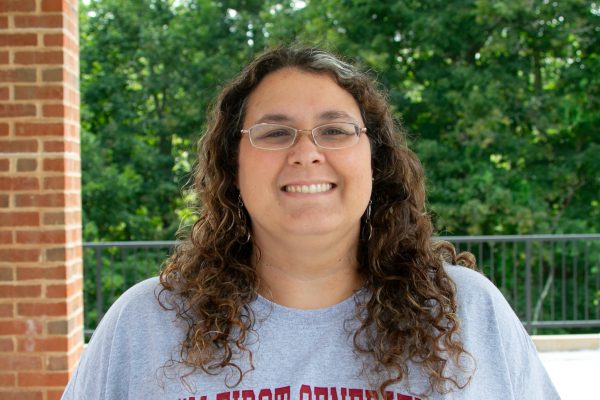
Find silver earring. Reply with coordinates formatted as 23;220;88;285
237;194;251;244
362;200;373;241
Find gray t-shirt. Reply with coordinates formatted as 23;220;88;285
62;265;560;399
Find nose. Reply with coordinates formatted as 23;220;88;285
287;130;325;165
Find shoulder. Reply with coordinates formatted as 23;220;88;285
443;263;507;308
62;277;184;399
442;263;528;352
107;276;163;313
93;277;164;328
79;276;185;360
441;265;560;398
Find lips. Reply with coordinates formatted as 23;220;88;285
283;183;334;193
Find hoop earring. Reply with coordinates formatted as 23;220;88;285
362;200;373;241
237;194;251;244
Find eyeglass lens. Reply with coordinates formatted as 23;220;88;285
249;123;359;150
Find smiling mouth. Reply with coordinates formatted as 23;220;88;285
283;183;335;193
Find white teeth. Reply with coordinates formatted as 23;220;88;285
285;183;333;193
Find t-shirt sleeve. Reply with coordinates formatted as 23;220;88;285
446;265;561;399
61;277;164;400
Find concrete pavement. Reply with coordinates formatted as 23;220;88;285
539;350;599;399
534;334;600;400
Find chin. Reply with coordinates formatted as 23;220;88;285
282;218;358;238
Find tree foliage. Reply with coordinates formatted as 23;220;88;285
80;0;600;241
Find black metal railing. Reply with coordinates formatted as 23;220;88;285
83;234;600;339
83;240;176;339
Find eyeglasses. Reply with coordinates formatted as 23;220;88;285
241;122;367;150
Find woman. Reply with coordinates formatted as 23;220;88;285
62;46;559;399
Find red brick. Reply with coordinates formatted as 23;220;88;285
0;231;12;244
41;68;63;82
43;104;69;117
0;372;15;386
15;85;63;100
0;391;43;400
0;337;14;351
0;139;38;152
14;51;63;65
0;319;42;334
48;390;65;400
16;230;67;245
0;34;37;47
18;371;68;387
43;140;79;153
0;355;43;372
0;193;8;206
0;159;8;171
0;87;8;100
43;33;65;47
0;104;36;117
42;158;64;171
14;15;63;29
0;0;36;12
45;247;65;261
42;0;69;11
15;122;64;136
0;68;36;82
0;17;6;29
17;302;67;317
47;279;80;298
0;122;8;135
42;0;66;12
16;266;65;280
42;212;64;225
16;193;78;208
0;284;41;298
0;51;7;64
43;158;79;172
15;193;62;207
0;266;13;279
0;303;13;316
43;176;79;190
0;176;39;190
43;211;79;226
46;355;68;371
17;159;37;172
0;249;40;262
0;212;39;226
18;337;68;352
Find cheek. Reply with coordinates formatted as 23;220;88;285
237;144;280;203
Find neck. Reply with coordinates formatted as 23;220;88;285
251;228;363;309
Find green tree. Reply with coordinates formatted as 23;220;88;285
81;0;599;240
80;0;263;240
263;0;599;235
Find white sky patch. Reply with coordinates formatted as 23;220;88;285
227;8;238;18
292;0;307;10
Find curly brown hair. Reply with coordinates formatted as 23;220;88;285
159;46;475;397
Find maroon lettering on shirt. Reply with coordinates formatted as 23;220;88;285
176;384;419;400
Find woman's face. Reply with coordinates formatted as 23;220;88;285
237;67;372;241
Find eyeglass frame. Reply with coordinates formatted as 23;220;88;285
240;122;368;150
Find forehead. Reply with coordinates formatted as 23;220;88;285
243;67;363;126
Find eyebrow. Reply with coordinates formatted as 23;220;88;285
255;113;293;124
254;110;359;125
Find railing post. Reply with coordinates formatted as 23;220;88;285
95;247;103;323
525;240;532;333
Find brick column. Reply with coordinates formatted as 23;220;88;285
0;0;82;399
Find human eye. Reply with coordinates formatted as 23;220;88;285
318;123;355;137
262;127;294;139
250;124;295;148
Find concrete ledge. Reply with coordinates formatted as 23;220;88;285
532;334;600;352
